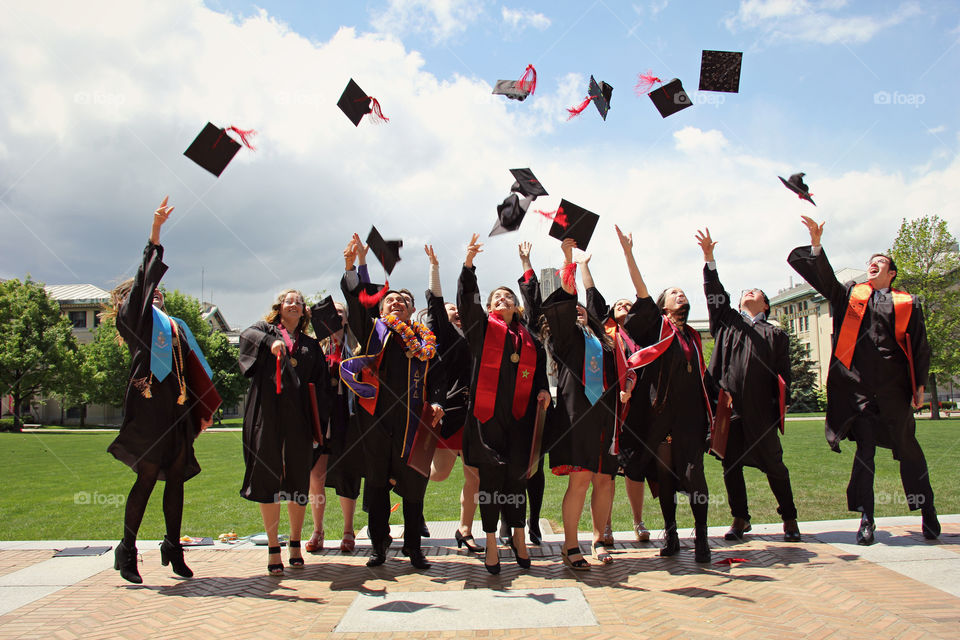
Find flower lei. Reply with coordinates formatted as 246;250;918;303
382;314;437;361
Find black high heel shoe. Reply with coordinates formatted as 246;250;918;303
455;530;484;554
267;546;284;576
484;547;501;575
660;526;680;557
160;536;193;578
508;537;531;569
114;540;142;584
527;519;542;546
288;540;304;568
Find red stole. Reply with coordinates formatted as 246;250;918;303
834;282;913;369
473;313;537;422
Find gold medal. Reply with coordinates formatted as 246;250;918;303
510;353;520;364
290;357;298;367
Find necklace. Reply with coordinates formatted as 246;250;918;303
382;314;437;361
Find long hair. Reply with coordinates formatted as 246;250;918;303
264;289;311;333
99;277;135;345
486;286;519;309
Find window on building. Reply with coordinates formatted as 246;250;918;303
93;312;101;327
804;316;809;332
68;311;87;328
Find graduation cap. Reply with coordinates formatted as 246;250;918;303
492;64;538;102
509;168;548;198
567;76;613;120
490;194;532;237
183;123;256;177
337;78;389;126
366;226;403;275
779;172;816;206
310;296;343;341
647;78;692;118
699;50;743;93
546;199;599;250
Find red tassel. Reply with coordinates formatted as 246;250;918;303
368;97;389;123
359;279;390;308
516;64;537;94
714;557;748;565
536;206;567;228
560;262;578;293
634;71;662;96
566;95;593;119
275;354;282;394
226;126;257;150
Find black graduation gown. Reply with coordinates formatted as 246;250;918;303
787;246;930;452
540;287;619;475
320;337;364;499
704;264;791;471
107;242;200;483
457;265;549;479
424;289;473;439
238;321;329;504
341;273;442;500
621;296;710;492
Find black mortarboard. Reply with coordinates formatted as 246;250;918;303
589;76;613;120
310;296;343;341
509;168;548;198
492;80;530;101
548;199;599;250
490;194;532;237
648;78;692;118
183;123;241;177
337;79;388;126
366;226;403;275
698;50;743;93
779;172;816;206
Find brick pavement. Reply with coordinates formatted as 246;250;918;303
0;523;958;639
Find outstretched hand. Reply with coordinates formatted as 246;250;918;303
575;252;591;266
518;241;532;261
465;233;484;268
149;196;174;244
800;215;825;246
343;236;358;270
695;228;717;262
424;244;439;266
353;232;370;264
561;238;577;264
614;224;633;253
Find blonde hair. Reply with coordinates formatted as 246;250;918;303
99;278;136;345
264;289;311;333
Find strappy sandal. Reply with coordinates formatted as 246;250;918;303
602;524;615;546
288;540;304;568
267;546;284;576
634;521;651;542
561;546;591;571
339;532;356;553
593;541;613;565
304;529;324;552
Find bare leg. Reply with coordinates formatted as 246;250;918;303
485;532;499;568
260;502;282;567
287;501;307;563
603;478;617;532
340;496;356;536
512;526;529;560
590;474;615;546
430;447;457;482
625;478;646;524
460;460;480;536
561;471;592;562
307;454;328;548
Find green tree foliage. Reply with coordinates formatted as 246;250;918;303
784;323;821;412
890;215;960;419
0;278;77;430
81;316;131;409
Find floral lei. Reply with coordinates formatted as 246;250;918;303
382;314;437;361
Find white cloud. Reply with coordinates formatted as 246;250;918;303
725;0;921;45
927;125;947;134
673;127;729;155
370;0;486;44
501;7;551;32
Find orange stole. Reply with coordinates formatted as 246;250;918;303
834;283;913;369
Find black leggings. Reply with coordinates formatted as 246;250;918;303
122;445;187;546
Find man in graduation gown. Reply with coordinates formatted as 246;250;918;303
697;229;799;542
340;237;445;569
788;215;938;544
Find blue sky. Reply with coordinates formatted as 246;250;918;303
1;0;958;327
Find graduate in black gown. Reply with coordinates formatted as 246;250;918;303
106;197;215;584
696;228;799;543
458;233;551;574
788;215;938;544
340;234;445;570
239;289;329;575
540;239;622;569
615;225;713;563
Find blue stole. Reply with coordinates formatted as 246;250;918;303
583;328;604;405
150;307;213;381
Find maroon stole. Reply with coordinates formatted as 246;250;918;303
473;313;537;422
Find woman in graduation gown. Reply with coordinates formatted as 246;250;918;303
615;226;713;563
457;234;551;574
239;289;329;575
106;197;215;584
539;239;622;569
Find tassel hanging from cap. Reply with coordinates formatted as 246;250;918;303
367;97;389;123
536;206;568;228
634;71;662;96
516;64;537;94
359;280;390;308
566;95;594;120
225;126;257;150
559;262;578;294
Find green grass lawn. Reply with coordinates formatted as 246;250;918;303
1;418;957;540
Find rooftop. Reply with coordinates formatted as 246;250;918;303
44;284;110;304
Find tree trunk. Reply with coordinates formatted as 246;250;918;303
80;404;87;427
59;398;65;426
12;382;22;432
929;373;940;420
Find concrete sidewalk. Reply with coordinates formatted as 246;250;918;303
0;515;958;639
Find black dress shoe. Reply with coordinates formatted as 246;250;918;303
783;519;802;543
660;526;680;557
724;517;751;541
160;536;193;578
694;526;711;563
366;540;387;567
856;517;876;546
114;540;142;584
455;530;484;553
922;508;941;540
420;519;431;538
528;520;542;546
402;547;431;570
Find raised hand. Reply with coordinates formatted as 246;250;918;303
615;224;633;253
149;196;174;244
518;241;532;261
424;244;439;266
800;215;825;247
695;228;717;262
465;233;484;268
575;252;591;266
353;232;370;265
561;237;577;265
343;236;358;270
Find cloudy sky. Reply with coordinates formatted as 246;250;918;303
1;0;958;328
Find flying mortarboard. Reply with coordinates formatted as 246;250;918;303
310;296;343;341
366;226;403;275
509;167;548;198
698;50;743;93
492;64;538;102
647;78;692;118
779;172;816;206
337;79;389;127
547;199;599;250
567;76;613;120
490;194;532;237
183;122;257;177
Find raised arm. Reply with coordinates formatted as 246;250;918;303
697;228;737;336
457;234;488;354
516;241;542;325
787;216;847;310
576;251;595;290
117;197;173;344
559;238;577;296
615;225;649;299
341;235;375;342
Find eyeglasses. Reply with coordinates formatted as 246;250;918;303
868;258;890;267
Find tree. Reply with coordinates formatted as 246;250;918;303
784;324;820;412
889;215;960;420
81;316;131;409
0;278;77;430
